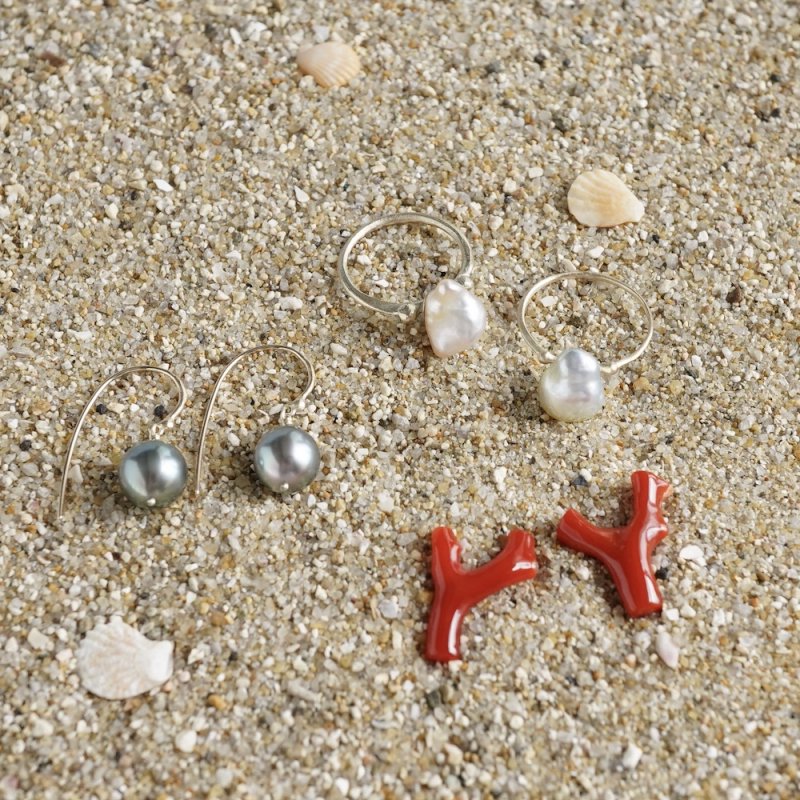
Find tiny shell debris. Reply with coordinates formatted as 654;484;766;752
567;169;645;227
76;618;174;700
297;41;361;88
679;544;706;564
655;629;680;669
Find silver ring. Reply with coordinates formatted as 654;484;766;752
338;212;473;321
518;271;653;376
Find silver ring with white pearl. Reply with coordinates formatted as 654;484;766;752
518;272;653;423
58;366;189;518
338;212;488;358
194;345;320;498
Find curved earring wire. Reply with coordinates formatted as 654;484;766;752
57;366;187;519
193;345;315;499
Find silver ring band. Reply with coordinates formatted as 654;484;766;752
338;212;472;320
518;271;653;376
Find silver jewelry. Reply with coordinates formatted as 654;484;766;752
338;212;487;358
58;367;188;517
518;272;653;422
194;345;319;497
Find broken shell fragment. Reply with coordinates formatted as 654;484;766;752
655;629;680;669
297;42;360;88
567;169;645;227
76;618;174;700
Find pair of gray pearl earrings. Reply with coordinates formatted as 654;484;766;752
57;346;320;518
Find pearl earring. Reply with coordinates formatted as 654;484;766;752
517;272;653;422
194;345;320;498
58;367;188;517
338;212;487;358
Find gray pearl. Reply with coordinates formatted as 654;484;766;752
118;440;188;509
254;425;320;494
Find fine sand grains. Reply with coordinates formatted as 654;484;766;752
0;1;797;798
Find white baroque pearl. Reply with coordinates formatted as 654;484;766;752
423;278;487;358
538;348;604;422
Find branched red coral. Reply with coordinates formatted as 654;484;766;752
425;527;538;662
557;471;672;617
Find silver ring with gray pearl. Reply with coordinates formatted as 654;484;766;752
254;425;320;494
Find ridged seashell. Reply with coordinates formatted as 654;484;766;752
76;618;173;700
297;42;360;88
567;169;645;227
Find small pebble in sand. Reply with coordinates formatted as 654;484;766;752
27;628;52;651
656;630;680;669
175;730;197;753
679;544;706;564
30;716;55;738
621;743;643;770
215;768;235;788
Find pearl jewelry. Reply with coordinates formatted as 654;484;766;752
58;366;188;519
424;279;487;358
118;440;188;508
517;273;653;423
254;425;320;494
538;348;604;422
339;214;487;359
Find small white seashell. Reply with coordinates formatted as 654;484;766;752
76;618;173;700
655;629;680;669
567;169;644;227
297;41;360;88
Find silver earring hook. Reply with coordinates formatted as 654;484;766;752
193;345;316;499
57;366;187;519
518;271;654;376
338;212;473;321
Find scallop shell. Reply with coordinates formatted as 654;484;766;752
76;618;173;700
567;169;645;227
297;42;360;88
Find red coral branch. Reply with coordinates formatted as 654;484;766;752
425;526;538;662
557;470;672;617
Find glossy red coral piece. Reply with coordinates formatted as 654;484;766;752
425;527;538;662
557;470;672;617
